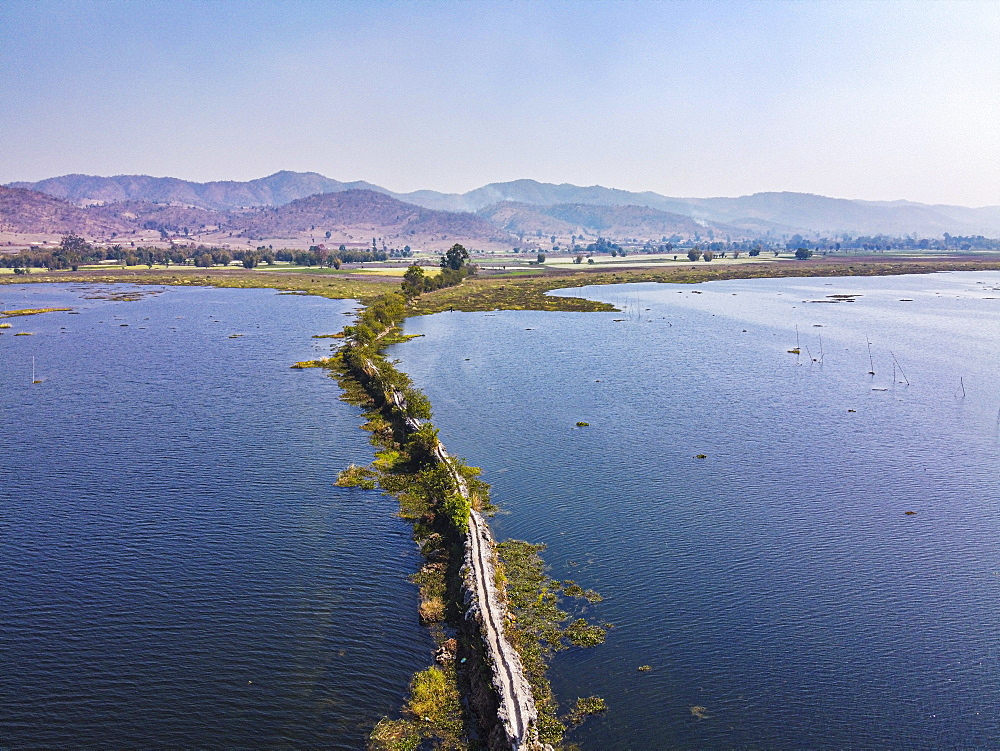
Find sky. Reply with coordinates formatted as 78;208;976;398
1;0;999;206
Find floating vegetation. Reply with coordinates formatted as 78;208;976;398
228;334;244;338
290;359;328;368
561;580;602;602
575;421;590;427
695;454;707;459
565;619;607;647
0;323;11;328
563;696;608;729
638;665;652;672
312;332;345;339
14;332;33;336
0;307;72;318
82;289;161;302
787;348;801;354
690;705;710;720
335;464;378;490
904;511;918;516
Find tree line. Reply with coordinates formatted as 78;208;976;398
0;235;395;272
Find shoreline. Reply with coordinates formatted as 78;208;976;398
4;256;1000;315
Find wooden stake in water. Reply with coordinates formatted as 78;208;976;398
866;336;875;375
889;350;909;386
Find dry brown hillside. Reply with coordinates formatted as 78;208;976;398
234;189;515;246
0;186;128;236
89;200;229;234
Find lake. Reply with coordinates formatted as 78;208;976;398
3;272;999;749
0;284;429;749
391;271;1000;749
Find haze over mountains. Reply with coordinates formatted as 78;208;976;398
8;171;1000;239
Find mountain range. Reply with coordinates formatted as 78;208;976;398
7;171;1000;239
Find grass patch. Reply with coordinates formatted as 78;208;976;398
0;307;73;318
0;268;392;304
369;666;465;751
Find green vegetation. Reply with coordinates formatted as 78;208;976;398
401;245;475;299
7;257;1000;319
318;291;483;748
405;257;1000;315
563;697;609;729
314;280;607;748
369;665;465;751
496;540;607;745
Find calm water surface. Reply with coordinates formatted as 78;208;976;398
392;271;1000;750
0;284;429;749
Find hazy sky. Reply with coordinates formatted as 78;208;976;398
2;0;998;205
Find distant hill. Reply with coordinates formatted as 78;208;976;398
9;171;1000;238
0;186;128;236
442;181;1000;237
235;189;513;246
8;171;389;211
478;201;717;240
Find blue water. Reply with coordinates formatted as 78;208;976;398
392;271;1000;749
0;285;430;749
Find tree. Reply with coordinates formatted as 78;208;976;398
402;264;426;298
702;250;715;262
749;247;761;257
59;233;90;271
574;254;583;264
687;248;702;262
795;247;813;260
536;252;546;264
440;244;470;271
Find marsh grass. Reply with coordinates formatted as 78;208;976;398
0;307;73;318
405;257;1000;315
496;540;607;745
